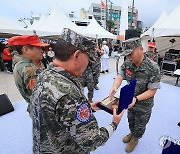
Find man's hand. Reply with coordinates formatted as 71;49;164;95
90;101;101;111
128;97;136;109
112;108;125;125
109;87;117;101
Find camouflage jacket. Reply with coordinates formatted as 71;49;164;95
144;51;159;63
13;56;43;113
11;50;21;70
31;64;109;154
119;56;161;107
91;54;101;71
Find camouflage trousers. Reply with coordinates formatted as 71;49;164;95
84;80;94;100
127;105;152;139
80;75;94;100
92;63;101;85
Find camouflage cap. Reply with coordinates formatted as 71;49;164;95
60;28;96;62
121;38;142;56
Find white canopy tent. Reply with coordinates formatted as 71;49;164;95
28;14;48;31
0;16;34;37
154;4;180;37
0;5;117;40
141;4;180;57
83;17;117;39
141;12;168;52
27;20;39;30
141;11;167;38
34;5;86;37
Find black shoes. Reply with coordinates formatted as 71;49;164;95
94;85;99;90
100;70;109;73
178;122;180;127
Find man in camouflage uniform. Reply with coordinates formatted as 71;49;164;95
31;28;125;154
144;41;159;63
7;35;49;116
79;62;94;103
91;44;101;90
109;38;161;153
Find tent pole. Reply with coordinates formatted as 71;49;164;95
96;34;98;43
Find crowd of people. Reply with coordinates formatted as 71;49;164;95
0;28;179;153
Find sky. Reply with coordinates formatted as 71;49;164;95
0;0;180;28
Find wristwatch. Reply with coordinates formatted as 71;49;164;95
110;121;118;131
135;96;139;103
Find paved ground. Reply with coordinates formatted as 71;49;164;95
0;57;179;103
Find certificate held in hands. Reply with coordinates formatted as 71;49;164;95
97;80;136;115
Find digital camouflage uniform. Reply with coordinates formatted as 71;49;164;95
119;56;161;139
144;51;159;63
79;63;94;101
31;64;110;154
91;51;101;86
13;56;43;113
31;28;118;154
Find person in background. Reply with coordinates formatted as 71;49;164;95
41;49;48;69
47;47;55;63
144;40;159;63
7;35;49;117
109;38;161;153
92;44;101;90
31;28;125;154
112;43;119;58
108;42;113;57
2;46;13;73
79;62;94;103
100;41;109;73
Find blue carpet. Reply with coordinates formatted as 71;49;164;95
0;72;180;154
0;100;32;154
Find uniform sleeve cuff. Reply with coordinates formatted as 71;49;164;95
104;122;117;138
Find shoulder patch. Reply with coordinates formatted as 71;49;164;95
76;103;91;123
29;78;36;90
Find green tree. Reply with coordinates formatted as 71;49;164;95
106;20;115;32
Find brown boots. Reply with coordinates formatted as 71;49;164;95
122;132;133;143
122;132;139;153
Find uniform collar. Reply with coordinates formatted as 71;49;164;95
48;63;82;88
18;55;33;63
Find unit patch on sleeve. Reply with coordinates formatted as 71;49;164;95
76;103;91;123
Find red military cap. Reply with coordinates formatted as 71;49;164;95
148;41;156;48
8;35;49;47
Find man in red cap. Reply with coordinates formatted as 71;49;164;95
144;40;159;63
8;35;49;117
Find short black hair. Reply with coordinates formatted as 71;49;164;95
14;45;35;55
54;39;79;61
